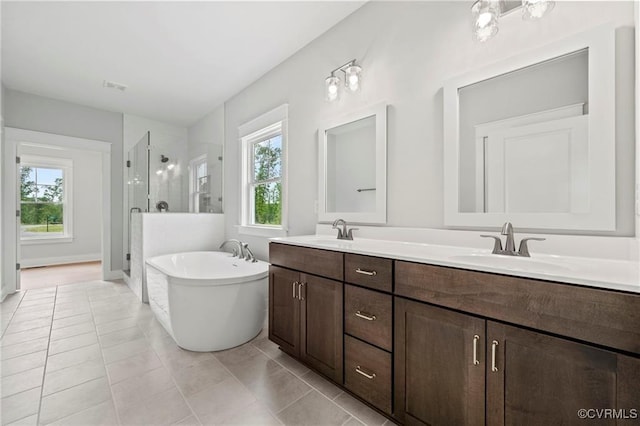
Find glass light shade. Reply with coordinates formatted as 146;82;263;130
325;75;340;101
472;0;500;42
344;65;362;92
522;0;555;20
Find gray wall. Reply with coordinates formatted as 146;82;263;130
4;89;124;272
218;1;634;261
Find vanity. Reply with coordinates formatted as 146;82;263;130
268;236;640;425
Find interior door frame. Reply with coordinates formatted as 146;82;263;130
3;128;112;294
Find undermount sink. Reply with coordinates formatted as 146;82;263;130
449;254;571;274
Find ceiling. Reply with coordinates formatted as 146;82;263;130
2;1;364;126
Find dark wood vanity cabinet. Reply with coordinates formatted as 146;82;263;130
270;243;640;425
268;245;343;383
394;260;640;426
394;298;485;426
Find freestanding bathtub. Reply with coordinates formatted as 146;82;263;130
145;251;269;352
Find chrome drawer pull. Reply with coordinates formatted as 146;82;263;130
473;334;480;366
355;366;376;380
491;340;499;372
355;268;377;276
292;281;298;299
355;311;376;321
298;282;305;301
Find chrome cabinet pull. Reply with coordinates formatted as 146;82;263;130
473;334;480;365
491;340;499;372
355;366;376;379
355;268;377;277
298;283;305;300
355;311;377;321
292;281;299;299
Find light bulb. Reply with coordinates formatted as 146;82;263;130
344;65;362;92
167;163;175;170
522;0;554;20
472;0;500;42
325;75;340;102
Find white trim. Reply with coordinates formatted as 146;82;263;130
318;102;387;224
188;154;207;213
20;253;101;268
21;237;73;245
443;24;616;231
3;128;112;293
104;270;123;280
239;104;288;234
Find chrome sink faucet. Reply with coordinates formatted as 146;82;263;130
332;218;358;240
481;222;545;257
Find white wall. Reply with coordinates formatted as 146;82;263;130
0;84;5;300
3;88;124;273
218;1;635;261
19;145;102;267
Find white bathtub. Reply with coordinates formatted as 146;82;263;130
145;251;268;352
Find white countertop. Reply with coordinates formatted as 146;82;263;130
271;235;640;294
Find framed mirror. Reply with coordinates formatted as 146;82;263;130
444;25;616;231
318;103;387;224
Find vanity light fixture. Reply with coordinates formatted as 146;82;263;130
325;60;362;102
471;0;555;42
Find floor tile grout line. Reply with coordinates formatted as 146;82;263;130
250;340;374;425
35;285;58;426
0;292;26;340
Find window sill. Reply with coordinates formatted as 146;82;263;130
21;236;73;245
237;225;287;238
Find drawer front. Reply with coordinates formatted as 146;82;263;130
345;254;392;292
344;335;392;414
270;243;343;281
345;285;392;351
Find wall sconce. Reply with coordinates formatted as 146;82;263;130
325;60;362;102
471;0;555;42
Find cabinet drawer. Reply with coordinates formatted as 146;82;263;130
270;243;343;281
345;254;392;292
345;285;392;351
344;335;392;414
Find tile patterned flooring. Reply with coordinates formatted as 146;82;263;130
20;262;103;290
0;280;391;426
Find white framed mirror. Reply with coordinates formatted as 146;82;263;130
318;103;387;224
443;25;616;231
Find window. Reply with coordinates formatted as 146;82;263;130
20;156;73;241
239;105;288;236
189;155;209;213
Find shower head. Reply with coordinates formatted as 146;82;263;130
161;155;169;163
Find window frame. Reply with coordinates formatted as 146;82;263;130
189;154;209;213
239;104;288;237
20;155;73;244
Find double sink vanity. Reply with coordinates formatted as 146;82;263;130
267;233;639;425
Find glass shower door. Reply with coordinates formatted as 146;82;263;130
125;132;150;273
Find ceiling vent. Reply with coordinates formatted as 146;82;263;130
103;80;128;92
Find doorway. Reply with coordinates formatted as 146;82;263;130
3;128;112;295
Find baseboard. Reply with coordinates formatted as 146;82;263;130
20;253;101;269
104;270;123;280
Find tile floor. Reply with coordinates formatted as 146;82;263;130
20;262;103;290
0;280;391;426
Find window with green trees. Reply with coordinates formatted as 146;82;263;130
20;166;67;238
250;134;282;225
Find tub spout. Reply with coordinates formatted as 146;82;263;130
220;239;243;257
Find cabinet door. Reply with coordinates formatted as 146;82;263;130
395;298;485;426
269;266;300;357
487;321;640;426
299;273;343;383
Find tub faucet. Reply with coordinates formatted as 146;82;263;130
220;239;243;257
242;243;258;263
480;222;545;257
332;218;358;240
